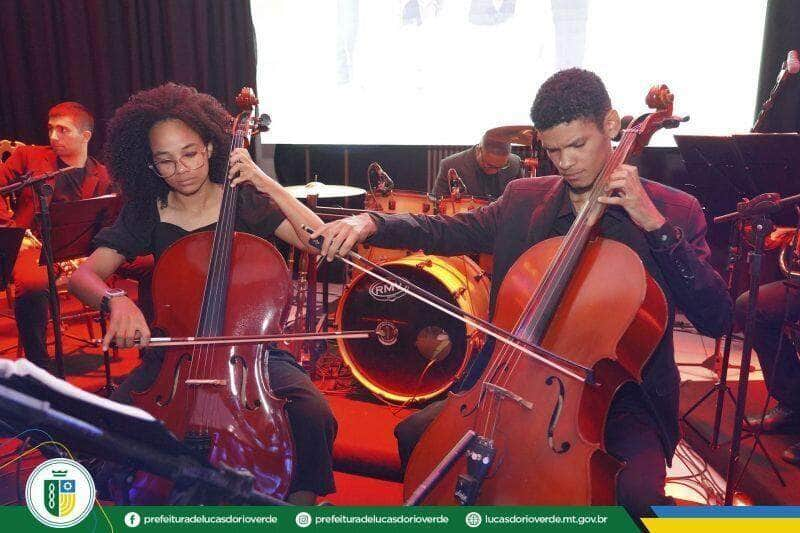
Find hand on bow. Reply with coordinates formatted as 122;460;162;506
309;214;378;261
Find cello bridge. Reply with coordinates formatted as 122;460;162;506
483;382;533;410
185;379;227;387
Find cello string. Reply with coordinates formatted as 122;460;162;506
195;110;248;431
205;119;243;429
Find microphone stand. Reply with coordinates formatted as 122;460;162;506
33;181;66;378
0;170;75;378
752;60;797;133
715;193;800;504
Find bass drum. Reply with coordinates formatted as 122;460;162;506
357;190;436;264
335;254;490;403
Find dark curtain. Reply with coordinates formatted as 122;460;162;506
0;0;257;157
754;0;800;132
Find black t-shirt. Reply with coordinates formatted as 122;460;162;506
93;185;287;261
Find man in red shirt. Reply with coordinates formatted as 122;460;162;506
0;102;114;368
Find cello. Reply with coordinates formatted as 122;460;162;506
399;85;685;505
127;88;295;503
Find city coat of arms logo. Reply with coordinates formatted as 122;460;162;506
25;458;96;528
43;470;76;517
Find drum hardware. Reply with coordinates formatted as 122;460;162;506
414;326;452;363
376;321;399;346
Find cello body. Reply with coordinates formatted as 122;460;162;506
128;231;294;502
403;236;667;504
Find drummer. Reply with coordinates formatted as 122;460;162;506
432;133;523;199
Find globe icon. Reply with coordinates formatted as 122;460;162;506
465;511;482;528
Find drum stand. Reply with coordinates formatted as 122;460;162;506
713;194;793;504
288;193;328;374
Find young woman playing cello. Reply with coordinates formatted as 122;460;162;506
68;83;336;505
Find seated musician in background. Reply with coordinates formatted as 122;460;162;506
67;83;337;505
736;280;800;465
0;102;114;369
312;68;732;517
431;132;523;199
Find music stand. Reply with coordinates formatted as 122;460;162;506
676;136;749;447
719;134;800;504
40;194;121;394
733;134;800;225
674;135;755;214
676;135;795;502
0;359;287;505
42;194;121;263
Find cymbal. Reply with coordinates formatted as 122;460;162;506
484;125;536;146
285;180;366;199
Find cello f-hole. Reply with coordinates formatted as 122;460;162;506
545;375;571;454
230;355;261;411
155;352;192;407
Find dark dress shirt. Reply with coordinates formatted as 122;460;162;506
92;185;286;261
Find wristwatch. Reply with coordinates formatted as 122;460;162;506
100;288;127;314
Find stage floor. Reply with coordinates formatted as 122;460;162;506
1;289;797;507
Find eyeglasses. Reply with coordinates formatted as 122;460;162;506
148;147;208;178
476;146;510;171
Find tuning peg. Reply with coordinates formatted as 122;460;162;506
661;115;690;129
253;113;271;133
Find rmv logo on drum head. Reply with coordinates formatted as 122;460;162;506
369;280;407;302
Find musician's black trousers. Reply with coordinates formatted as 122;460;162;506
395;384;673;518
12;247;50;366
112;348;338;497
735;280;800;410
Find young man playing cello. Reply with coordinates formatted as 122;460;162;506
68;83;336;505
311;68;732;517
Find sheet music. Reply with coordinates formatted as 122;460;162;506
0;359;155;422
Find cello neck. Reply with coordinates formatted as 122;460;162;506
196;90;259;337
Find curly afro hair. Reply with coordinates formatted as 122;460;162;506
530;68;611;131
104;83;232;207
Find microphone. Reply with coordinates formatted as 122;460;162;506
447;168;467;197
753;50;800;132
777;49;800;82
368;162;394;193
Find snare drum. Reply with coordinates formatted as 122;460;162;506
437;195;494;274
357;190;437;263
